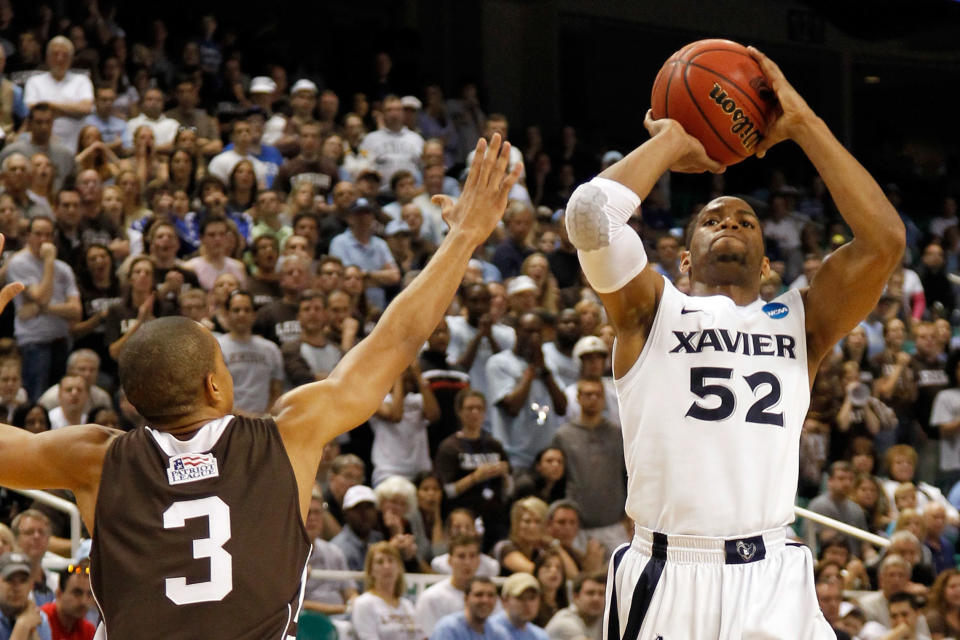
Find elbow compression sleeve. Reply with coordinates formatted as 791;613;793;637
565;177;648;293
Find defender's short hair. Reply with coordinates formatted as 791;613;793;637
118;317;219;423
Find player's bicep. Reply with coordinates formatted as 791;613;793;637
803;239;896;362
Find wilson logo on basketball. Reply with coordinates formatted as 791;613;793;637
708;83;764;151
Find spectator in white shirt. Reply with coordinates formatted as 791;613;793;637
47;374;88;429
359;95;424;187
23;36;93;153
122;88;179;154
415;536;486;635
208;119;269;187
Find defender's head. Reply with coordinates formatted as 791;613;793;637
682;197;769;291
118;317;233;427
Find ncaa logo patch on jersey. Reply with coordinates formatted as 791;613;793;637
762;302;789;319
166;453;220;486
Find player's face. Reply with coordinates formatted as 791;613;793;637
466;582;498;621
684;197;768;288
575;579;606;618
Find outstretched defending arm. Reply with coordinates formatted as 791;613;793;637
565;114;724;376
747;48;905;375
274;136;521;509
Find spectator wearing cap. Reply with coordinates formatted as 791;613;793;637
552;377;627;554
359;95;425;187
122;88;179;154
207;119;270;188
430;577;508;640
23;36;93;154
384;218;426;275
265;78;319;158
486;312;566;470
488;573;549;640
165;75;222;157
503;276;539;329
331;485;385;571
0;552;53;640
273;122;339;200
562;336;619;427
493;202;535;281
400;96;422;132
250;76;286;146
329;197;400;311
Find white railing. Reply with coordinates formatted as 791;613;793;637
6;488;83;558
794;505;891;549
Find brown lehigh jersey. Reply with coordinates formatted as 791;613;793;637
89;415;311;639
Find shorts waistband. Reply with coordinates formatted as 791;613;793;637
632;526;786;565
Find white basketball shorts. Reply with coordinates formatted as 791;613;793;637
603;526;836;640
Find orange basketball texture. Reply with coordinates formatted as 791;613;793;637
651;39;777;166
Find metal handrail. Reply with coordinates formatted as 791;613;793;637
795;505;891;549
5;488;83;558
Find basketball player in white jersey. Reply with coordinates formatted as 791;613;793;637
565;49;904;639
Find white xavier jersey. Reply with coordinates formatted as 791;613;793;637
616;279;809;536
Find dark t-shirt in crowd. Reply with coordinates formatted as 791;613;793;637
254;299;300;346
274;157;339;198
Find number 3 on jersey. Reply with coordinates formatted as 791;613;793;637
163;496;233;605
686;366;784;427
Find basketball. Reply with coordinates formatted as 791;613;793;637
651;39;777;166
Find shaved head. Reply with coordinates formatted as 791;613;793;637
118;317;220;424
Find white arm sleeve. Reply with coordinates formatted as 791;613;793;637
565;177;648;293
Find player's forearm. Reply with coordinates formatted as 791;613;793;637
598;127;687;199
793;117;904;260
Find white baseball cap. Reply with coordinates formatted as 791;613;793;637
400;95;422;110
249;76;277;94
342;485;377;510
506;275;538;296
290;79;318;95
573;335;608;360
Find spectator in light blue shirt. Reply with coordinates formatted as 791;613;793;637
487;573;548;640
0;552;53;640
431;577;510;640
81;86;127;151
329;198;400;311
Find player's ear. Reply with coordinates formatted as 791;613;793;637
679;249;691;274
759;255;771;279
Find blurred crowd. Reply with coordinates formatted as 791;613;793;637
0;2;959;639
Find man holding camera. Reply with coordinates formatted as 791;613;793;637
807;461;869;556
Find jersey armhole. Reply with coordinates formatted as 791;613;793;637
613;277;675;388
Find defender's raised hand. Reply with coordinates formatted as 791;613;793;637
432;133;523;245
